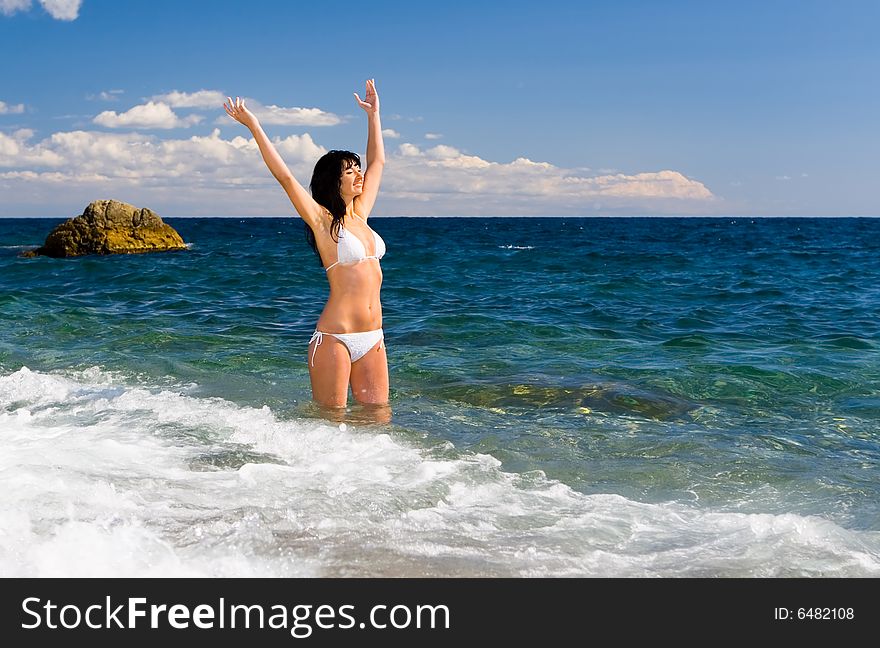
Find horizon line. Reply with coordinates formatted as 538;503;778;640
3;214;880;220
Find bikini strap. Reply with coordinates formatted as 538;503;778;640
309;331;323;366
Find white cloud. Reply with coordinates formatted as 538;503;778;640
87;89;124;101
0;129;64;166
151;90;227;108
562;170;713;200
1;0;81;20
93;102;203;129
398;143;421;157
0;0;31;15
424;144;468;160
39;0;80;20
213;100;343;127
0;100;25;114
0;128;327;215
424;133;442;140
0;128;324;177
381;128;401;139
0;128;715;217
380;143;714;215
248;102;342;127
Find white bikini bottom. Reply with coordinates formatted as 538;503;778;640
308;329;384;366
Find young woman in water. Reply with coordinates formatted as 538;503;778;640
224;80;388;411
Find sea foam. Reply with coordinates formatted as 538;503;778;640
2;366;878;577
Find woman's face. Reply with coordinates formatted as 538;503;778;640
339;162;364;199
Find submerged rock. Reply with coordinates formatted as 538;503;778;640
439;381;698;421
22;199;186;258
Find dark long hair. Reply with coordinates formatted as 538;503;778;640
305;150;361;264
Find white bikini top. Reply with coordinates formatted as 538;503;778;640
324;214;386;272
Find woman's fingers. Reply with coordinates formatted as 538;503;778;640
224;96;243;120
223;96;250;118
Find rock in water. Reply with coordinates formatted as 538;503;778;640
25;200;186;258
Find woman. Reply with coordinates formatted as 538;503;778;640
223;80;388;411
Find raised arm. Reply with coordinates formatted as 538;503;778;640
223;96;323;227
353;79;385;219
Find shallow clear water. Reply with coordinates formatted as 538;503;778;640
2;216;879;576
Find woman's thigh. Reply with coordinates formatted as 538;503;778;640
348;337;389;405
307;335;351;407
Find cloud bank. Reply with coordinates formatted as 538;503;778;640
144;90;344;127
94;102;203;129
382;143;714;215
0;129;715;216
217;101;344;127
150;90;227;109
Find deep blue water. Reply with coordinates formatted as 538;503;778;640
2;217;880;576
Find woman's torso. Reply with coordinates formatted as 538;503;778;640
313;213;385;333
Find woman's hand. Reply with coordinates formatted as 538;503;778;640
354;79;380;115
223;96;259;130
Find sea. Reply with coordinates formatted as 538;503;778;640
2;216;879;577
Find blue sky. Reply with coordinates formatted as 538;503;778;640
1;0;878;216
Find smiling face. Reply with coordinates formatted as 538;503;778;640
339;159;364;201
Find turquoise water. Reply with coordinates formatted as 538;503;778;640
2;217;880;576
